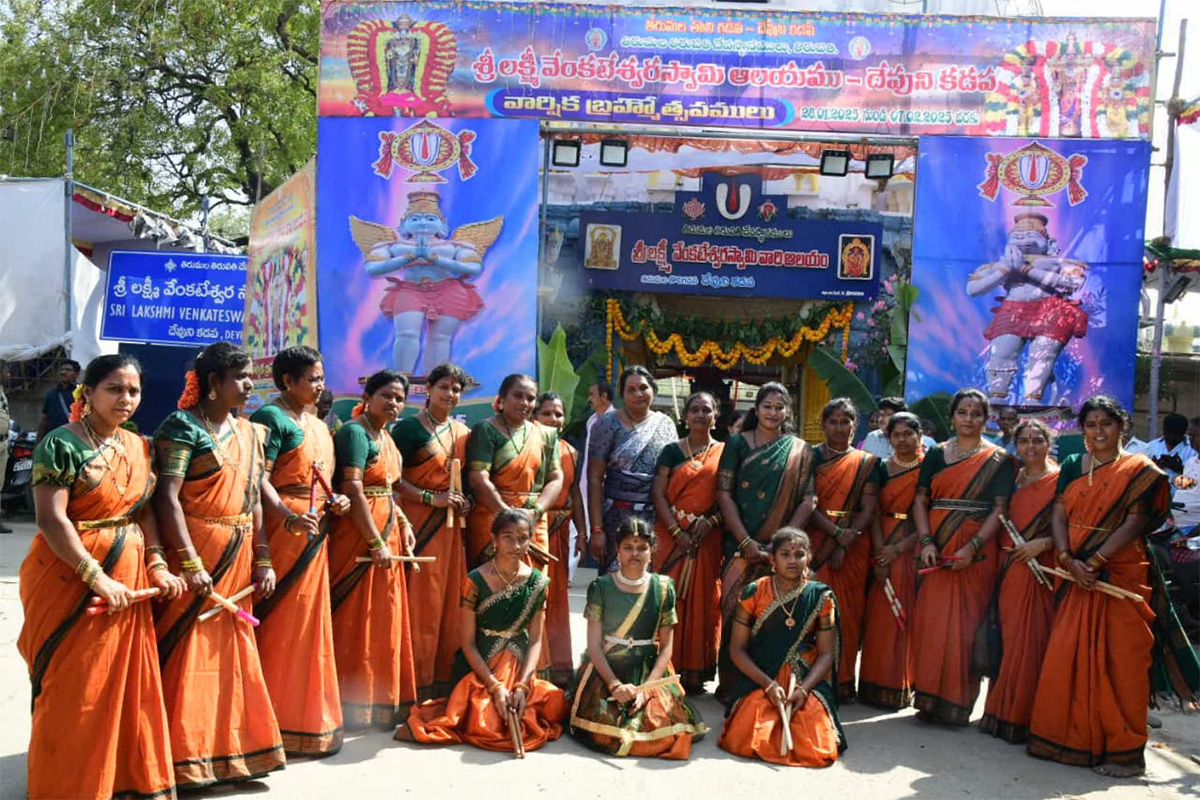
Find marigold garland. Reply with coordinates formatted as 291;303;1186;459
177;370;201;410
68;384;86;423
351;401;366;418
605;299;854;375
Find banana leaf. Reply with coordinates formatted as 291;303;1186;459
537;325;581;421
567;346;610;437
806;346;879;441
909;392;954;441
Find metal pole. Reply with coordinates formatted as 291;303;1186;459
63;128;75;352
201;196;211;252
1148;19;1187;441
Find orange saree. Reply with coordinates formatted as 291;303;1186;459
399;570;567;751
809;447;880;700
153;412;284;787
544;439;578;686
250;404;342;756
393;415;471;702
979;467;1058;743
328;422;417;729
1028;453;1168;769
859;461;920;710
19;428;173;800
909;445;1013;725
652;441;725;691
465;420;557;569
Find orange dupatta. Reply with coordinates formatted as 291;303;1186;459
859;461;920;710
154;415;285;787
810;448;879;699
19;429;174;800
652;441;725;689
398;416;470;701
327;429;417;728
253;412;343;756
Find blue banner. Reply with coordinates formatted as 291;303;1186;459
906;136;1149;411
580;173;881;300
101;251;247;347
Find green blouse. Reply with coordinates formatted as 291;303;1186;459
249;403;305;463
654;441;688;471
334;421;382;480
466;420;560;483
32;427;101;488
917;444;1015;499
584;574;678;635
154;410;253;480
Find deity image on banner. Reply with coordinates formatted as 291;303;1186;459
966;212;1088;403
351;191;502;376
838;235;874;280
345;13;456;117
584;225;620;270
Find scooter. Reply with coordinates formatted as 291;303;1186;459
2;423;37;513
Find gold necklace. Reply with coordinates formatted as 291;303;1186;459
1018;465;1049;487
682;436;713;467
498;416;528;454
823;442;852;457
891;453;921;470
772;576;804;628
422;409;458;471
81;417;131;496
360;414;397;485
950;437;983;461
1087;450;1122;486
198;407;236;468
493;560;522;596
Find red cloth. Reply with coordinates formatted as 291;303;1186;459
380;278;484;322
983;296;1087;343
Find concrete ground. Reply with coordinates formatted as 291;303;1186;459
0;514;1196;799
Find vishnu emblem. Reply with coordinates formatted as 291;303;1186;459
351;191;502;376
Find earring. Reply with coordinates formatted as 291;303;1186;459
208;389;218;401
83;400;93;418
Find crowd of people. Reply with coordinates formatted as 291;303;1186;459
15;342;1199;799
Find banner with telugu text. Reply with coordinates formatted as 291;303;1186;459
243;159;319;411
906;136;1149;412
319;1;1154;139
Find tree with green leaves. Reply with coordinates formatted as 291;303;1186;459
0;0;318;228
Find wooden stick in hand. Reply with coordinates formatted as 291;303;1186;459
198;584;257;622
449;459;462;529
355;555;437;564
86;587;161;616
506;707;525;758
1042;566;1144;602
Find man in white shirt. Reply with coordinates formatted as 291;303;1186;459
578;379;614;572
861;397;936;458
1146;413;1198;485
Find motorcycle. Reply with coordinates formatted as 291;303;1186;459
2;423;37;513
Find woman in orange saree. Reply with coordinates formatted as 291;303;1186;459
716;383;816;700
20;355;185;800
392;363;471;702
397;509;567;751
250;346;349;756
466;374;563;570
651;391;725;696
806;398;881;701
859;412;923;710
327;370;418;729
1028;396;1169;777
153;343;285;788
910;389;1014;726
979;418;1058;743
719;529;845;767
534;391;587;687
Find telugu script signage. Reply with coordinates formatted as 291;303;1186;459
580;173;881;300
319;1;1155;139
102;251;248;347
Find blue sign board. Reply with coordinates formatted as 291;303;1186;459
579;174;881;300
101;251;247;346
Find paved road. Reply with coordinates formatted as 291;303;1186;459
0;515;1196;799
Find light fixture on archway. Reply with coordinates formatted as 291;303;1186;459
819;149;851;177
866;153;895;179
599;139;629;168
551;139;581;168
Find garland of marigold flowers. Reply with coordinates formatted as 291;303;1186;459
605;299;853;377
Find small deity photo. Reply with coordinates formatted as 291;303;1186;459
838;234;874;280
584;224;621;270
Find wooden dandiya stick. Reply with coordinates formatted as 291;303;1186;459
780;673;797;756
198;583;258;622
448;458;463;529
605;674;682;700
308;470;320;516
86;587;161;615
998;515;1053;590
527;541;559;563
882;578;907;631
506;707;526;758
917;554;986;575
1042;566;1145;602
206;590;260;626
678;556;695;601
355;554;437;563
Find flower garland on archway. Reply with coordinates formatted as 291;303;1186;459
605;298;854;377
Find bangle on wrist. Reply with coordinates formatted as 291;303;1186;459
1056;550;1072;567
1084;554;1107;570
970;534;985;554
421;489;433;506
591;526;605;536
180;557;205;573
367;535;386;551
146;545;166;558
283;513;299;533
147;561;170;573
1089;550;1109;565
608;678;621;690
669;525;683;540
738;537;754;552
